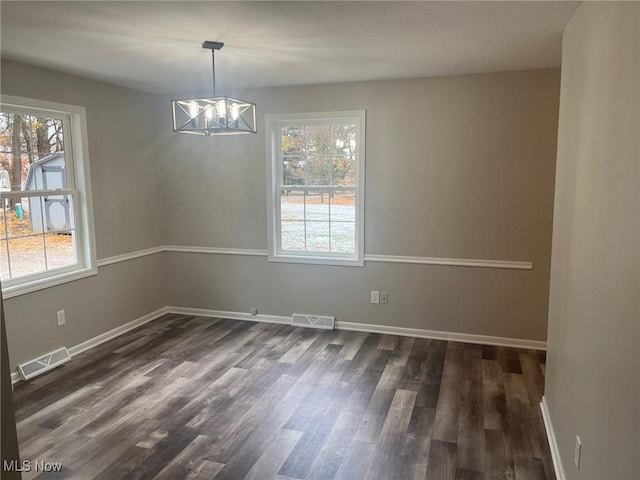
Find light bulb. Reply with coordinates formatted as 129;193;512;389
230;103;240;120
188;101;199;119
204;105;214;121
216;100;226;118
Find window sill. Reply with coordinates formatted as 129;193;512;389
268;254;364;267
2;266;98;299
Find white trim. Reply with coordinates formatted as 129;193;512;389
334;320;546;350
164;307;545;350
3;245;534;286
11;307;169;384
164;245;533;270
4;247;164;299
97;246;165;267
3;267;97;299
267;254;364;267
68;307;169;356
540;396;565;480
167;306;291;325
364;254;533;270
164;245;267;256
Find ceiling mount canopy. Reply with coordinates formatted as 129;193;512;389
172;41;257;136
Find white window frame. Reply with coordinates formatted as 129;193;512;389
0;95;97;298
265;110;365;266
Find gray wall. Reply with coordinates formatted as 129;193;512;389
160;69;560;341
0;62;561;371
1;60;167;369
544;3;639;479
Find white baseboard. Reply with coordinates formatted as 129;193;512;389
11;305;546;385
11;307;170;385
540;396;565;480
335;321;547;350
67;307;170;357
165;306;546;350
167;306;291;325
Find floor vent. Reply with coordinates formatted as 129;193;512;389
292;313;335;330
17;347;71;380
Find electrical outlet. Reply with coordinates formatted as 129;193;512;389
380;292;388;304
56;310;66;326
370;290;380;304
250;308;258;316
574;436;582;469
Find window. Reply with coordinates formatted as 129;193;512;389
266;111;365;266
0;95;96;297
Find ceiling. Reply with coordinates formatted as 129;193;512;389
0;1;579;95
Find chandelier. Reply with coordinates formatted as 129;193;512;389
172;41;257;136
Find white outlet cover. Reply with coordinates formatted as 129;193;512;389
56;310;66;326
574;435;582;469
370;290;379;304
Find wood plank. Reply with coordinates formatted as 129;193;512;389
432;343;464;442
416;340;447;408
306;410;363;480
184;460;225;480
278;382;352;478
482;359;508;431
503;373;543;460
353;386;396;443
152;434;215;480
244;429;302;480
456;468;485;480
425;439;457;480
518;351;545;404
392;431;431;480
333;440;376;480
456;344;485;472
364;389;417;480
93;446;156;480
497;347;522;375
388;336;416;367
484;428;514;478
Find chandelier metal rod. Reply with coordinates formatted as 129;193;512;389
202;40;224;98
211;49;216;97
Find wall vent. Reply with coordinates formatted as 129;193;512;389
292;313;335;330
17;347;71;380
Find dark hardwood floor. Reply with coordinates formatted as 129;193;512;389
12;314;555;480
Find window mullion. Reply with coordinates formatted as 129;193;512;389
62;114;76;189
328;192;332;252
39;196;49;270
3;207;12;279
303;126;308;251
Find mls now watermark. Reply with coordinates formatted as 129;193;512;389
3;460;63;472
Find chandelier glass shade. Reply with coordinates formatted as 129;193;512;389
172;41;257;136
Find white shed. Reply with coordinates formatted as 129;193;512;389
24;152;71;232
